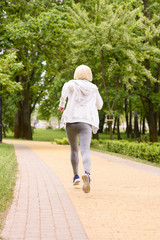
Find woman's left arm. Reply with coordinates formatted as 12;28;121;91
96;90;103;110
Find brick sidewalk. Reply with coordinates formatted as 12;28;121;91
1;143;87;240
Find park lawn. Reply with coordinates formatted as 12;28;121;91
32;128;150;142
5;128;160;143
33;128;160;143
0;143;17;232
4;128;67;142
33;128;67;141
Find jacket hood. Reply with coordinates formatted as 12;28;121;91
69;80;98;106
70;79;98;95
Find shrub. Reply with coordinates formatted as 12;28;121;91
91;139;160;164
54;137;69;145
55;137;160;163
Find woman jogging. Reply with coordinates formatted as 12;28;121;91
58;65;103;193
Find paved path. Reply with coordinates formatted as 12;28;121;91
1;140;160;240
1;142;87;240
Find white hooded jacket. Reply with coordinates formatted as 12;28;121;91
59;80;103;133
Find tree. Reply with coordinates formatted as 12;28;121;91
68;0;160;141
1;1;73;139
1;0;159;142
138;0;160;142
66;2;137;137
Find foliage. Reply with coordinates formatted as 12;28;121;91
66;0;160;142
0;52;23;93
91;139;160;163
3;5;73;106
0;52;23;135
68;1;160;91
0;0;160;141
54;137;69;145
2;96;18;134
0;0;75;139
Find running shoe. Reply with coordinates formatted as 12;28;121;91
73;174;80;185
82;172;90;193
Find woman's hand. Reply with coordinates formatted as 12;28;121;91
58;107;64;113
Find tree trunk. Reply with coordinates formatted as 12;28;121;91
129;109;133;138
141;99;158;142
145;101;158;142
117;117;121;140
99;113;105;133
158;109;160;136
113;117;117;134
134;110;140;138
125;97;129;138
141;59;158;142
140;115;142;134
2;123;6;138
108;121;113;140
142;117;145;134
14;79;32;140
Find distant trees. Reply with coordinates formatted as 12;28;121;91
67;0;160;141
0;0;160;141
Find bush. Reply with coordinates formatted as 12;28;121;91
54;137;69;145
54;137;160;164
91;139;160;163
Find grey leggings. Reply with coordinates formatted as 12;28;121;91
66;122;92;175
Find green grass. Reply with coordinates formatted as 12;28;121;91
33;128;67;141
33;128;159;143
0;143;17;232
5;128;160;142
99;131;155;142
4;128;67;142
